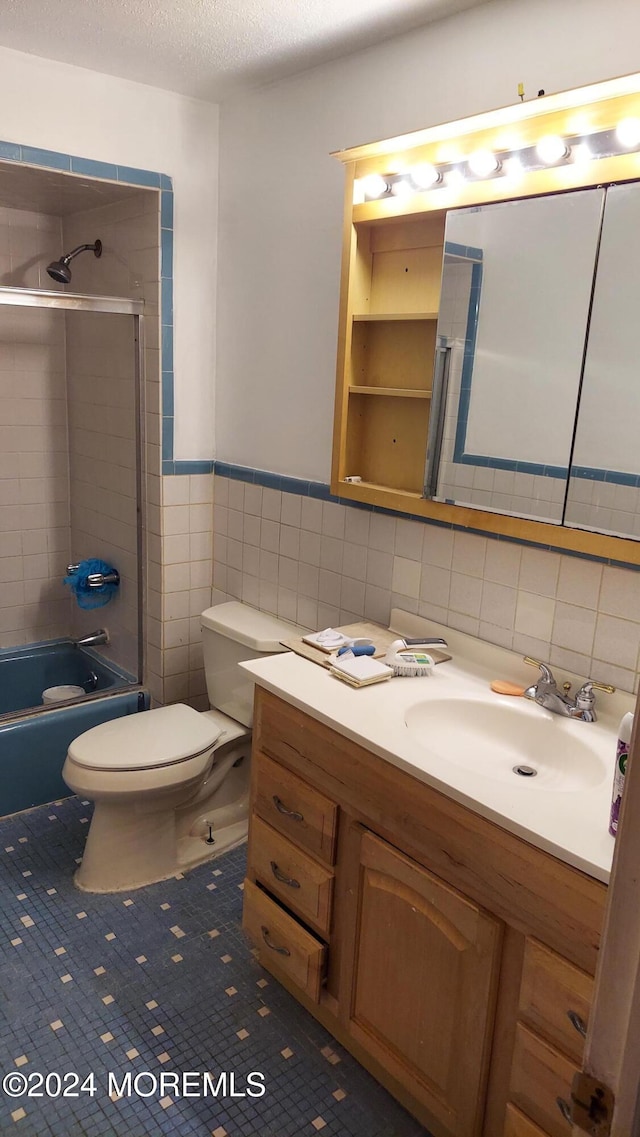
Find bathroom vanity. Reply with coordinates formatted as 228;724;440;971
240;625;630;1137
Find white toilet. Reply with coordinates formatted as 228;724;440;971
62;602;302;893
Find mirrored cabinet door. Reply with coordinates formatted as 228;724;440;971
565;182;640;540
426;189;605;523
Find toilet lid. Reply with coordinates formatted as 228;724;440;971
67;704;223;772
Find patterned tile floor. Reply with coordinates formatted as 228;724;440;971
0;796;430;1137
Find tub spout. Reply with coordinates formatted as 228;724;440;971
73;629;109;648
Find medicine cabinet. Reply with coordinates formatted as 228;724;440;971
331;71;640;566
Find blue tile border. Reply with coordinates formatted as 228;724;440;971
211;461;640;570
70;156;119;180
0;137;175;467
20;145;71;171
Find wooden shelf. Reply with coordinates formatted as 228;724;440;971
352;312;438;322
349;386;432;399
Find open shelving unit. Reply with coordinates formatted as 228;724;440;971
333;207;446;502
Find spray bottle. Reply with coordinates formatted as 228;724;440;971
609;711;634;837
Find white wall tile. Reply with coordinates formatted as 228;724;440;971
422;525;454;569
368;512;396;552
321;501;345;540
319;535;343;573
593;614;640;672
449;572;483;618
480;581;517;630
599;565;640;623
453;531;486;578
366;549;393;589
551;601;596;657
344;507;369;546
519;547;561;598
391;556;421;600
514;591;555;642
280;493;302;529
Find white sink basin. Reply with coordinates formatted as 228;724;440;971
404;696;608;791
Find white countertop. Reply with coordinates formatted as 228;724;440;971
241;616;635;884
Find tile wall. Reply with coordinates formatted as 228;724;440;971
211;475;640;695
62;192;160;680
145;472;214;708
65;311;139;676
0;207;71;647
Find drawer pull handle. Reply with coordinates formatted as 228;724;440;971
261;925;291;956
556;1097;572;1124
567;1009;587;1037
272;795;304;822
270;860;301;889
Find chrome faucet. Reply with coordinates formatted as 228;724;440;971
523;657;614;722
72;629;109;648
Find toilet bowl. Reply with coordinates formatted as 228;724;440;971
62;602;303;892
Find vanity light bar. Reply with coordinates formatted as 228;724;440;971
358;117;640;199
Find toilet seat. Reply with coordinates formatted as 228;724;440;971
68;703;223;773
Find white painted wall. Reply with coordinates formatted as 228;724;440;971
216;0;640;482
0;45;218;461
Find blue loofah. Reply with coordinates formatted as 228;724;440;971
64;558;119;609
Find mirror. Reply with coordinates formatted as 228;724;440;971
565;182;640;540
426;190;605;524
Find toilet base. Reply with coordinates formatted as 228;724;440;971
177;819;248;871
73;740;252;893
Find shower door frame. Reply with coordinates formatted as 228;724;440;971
0;285;146;687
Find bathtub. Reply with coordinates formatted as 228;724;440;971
0;640;149;817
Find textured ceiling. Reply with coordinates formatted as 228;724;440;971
1;0;490;102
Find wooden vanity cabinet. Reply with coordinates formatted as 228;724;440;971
243;689;607;1137
349;830;502;1137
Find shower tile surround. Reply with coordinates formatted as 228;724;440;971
0;144;213;710
0;192;158;682
0;210;71;648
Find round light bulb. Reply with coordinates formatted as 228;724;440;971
444;168;466;190
467;150;501;178
536;135;570;165
360;174;389;199
503;155;525;180
410;163;441;189
572;142;593;165
615;117;640;149
390;178;413;198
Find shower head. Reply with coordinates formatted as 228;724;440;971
47;239;102;285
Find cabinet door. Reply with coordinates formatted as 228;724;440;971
348;831;502;1137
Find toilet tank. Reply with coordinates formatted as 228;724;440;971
200;602;304;727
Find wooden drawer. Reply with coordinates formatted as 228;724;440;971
510;1023;578;1137
249;815;334;937
504;1103;550;1137
242;878;327;1002
254;751;338;865
519;938;593;1064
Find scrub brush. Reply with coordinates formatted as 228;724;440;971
385;639;435;677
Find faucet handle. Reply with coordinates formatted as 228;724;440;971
576;679;616;700
523;657;556;685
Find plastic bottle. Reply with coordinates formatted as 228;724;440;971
609;711;634;837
